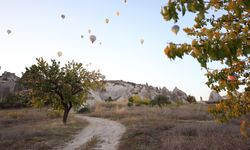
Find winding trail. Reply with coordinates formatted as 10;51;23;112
62;115;126;150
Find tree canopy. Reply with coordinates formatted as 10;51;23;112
161;0;249;136
21;58;104;124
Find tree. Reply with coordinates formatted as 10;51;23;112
21;58;104;125
186;95;196;103
150;95;171;107
161;1;249;136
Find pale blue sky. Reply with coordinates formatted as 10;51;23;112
0;0;213;100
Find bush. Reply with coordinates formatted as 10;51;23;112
0;93;30;108
105;96;114;102
127;95;150;106
77;103;91;113
186;95;196;103
150;95;171;107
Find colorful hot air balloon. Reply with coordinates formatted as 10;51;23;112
89;35;96;43
171;25;180;35
116;11;120;16
7;29;11;34
61;14;65;19
105;18;109;24
140;39;144;45
57;51;62;57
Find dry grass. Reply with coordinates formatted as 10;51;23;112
0;108;88;150
89;102;250;150
76;136;103;150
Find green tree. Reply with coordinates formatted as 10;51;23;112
161;0;249;136
150;95;171;107
21;58;104;125
186;95;197;103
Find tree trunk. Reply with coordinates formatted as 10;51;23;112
62;106;71;125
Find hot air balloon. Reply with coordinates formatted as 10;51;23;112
140;39;144;45
61;14;65;19
99;42;102;45
7;29;11;34
81;35;84;39
88;29;91;34
116;11;120;16
89;35;96;43
105;18;109;24
57;51;62;57
171;25;180;35
124;0;127;3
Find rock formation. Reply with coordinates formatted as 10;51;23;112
87;80;189;105
0;71;21;101
208;90;222;103
0;72;190;105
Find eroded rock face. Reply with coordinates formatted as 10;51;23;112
0;71;20;101
208;91;222;103
87;80;189;105
171;87;188;103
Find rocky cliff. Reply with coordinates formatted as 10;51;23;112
0;72;190;104
0;71;21;101
208;90;222;103
87;80;189;105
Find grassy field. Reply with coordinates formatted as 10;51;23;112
0;107;88;150
89;101;250;150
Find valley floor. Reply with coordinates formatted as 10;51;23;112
0;108;88;150
88;102;250;150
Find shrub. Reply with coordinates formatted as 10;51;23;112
77;103;91;113
141;98;150;105
186;95;196;103
127;101;133;107
0;93;30;108
127;95;150;106
175;99;184;106
105;96;113;102
150;95;171;107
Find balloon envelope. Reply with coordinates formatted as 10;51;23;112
88;29;91;34
57;51;62;57
61;14;65;19
140;39;144;45
171;25;180;35
89;35;96;43
105;18;109;24
7;29;11;34
116;11;120;16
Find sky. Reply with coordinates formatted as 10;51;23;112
0;0;214;100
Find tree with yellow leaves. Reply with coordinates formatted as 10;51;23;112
161;0;250;137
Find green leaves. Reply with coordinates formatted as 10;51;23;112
21;57;105;111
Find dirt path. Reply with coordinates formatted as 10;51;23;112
62;115;126;150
